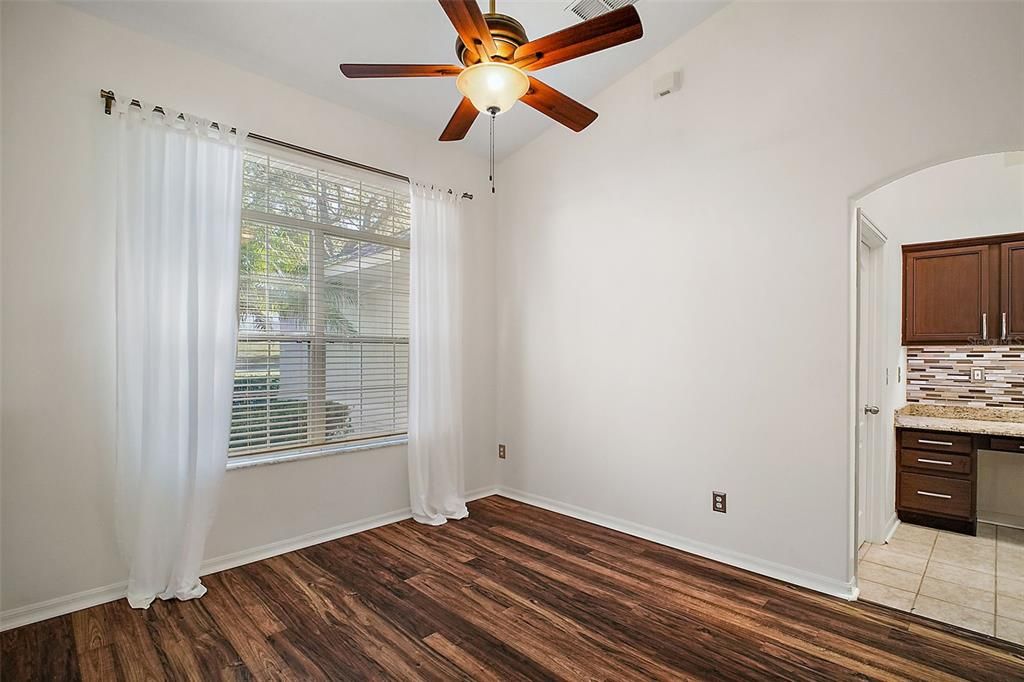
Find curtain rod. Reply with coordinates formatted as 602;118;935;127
99;90;474;200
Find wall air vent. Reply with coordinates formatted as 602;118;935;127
565;0;638;22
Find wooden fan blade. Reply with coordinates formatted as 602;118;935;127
439;98;480;141
520;77;598;132
340;64;463;78
513;5;643;71
438;0;498;61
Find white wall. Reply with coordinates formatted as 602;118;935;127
4;0;1023;618
859;153;1024;527
0;1;497;613
494;1;1024;592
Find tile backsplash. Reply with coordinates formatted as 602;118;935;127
906;346;1024;408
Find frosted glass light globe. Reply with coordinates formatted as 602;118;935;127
456;63;530;115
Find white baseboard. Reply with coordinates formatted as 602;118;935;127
465;486;500;502
0;581;128;632
1;486;503;632
495;487;858;601
202;486;503;576
198;506;413;577
881;514;900;544
2;482;856;631
1;505;413;632
978;510;1024;530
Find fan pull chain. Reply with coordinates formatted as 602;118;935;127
489;111;496;194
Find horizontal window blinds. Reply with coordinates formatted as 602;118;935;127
230;145;410;457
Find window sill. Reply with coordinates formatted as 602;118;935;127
225;435;409;471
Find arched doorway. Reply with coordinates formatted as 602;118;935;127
850;151;1024;641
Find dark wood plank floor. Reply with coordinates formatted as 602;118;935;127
3;495;1023;681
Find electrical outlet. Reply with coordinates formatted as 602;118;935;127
971;367;986;383
713;491;727;513
498;444;506;460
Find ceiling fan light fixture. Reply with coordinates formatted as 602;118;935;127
455;62;529;115
340;1;643;142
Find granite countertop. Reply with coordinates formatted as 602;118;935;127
895;404;1024;438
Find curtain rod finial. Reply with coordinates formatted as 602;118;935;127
101;89;115;115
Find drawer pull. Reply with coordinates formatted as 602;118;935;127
918;439;953;446
917;458;952;466
917;491;953;499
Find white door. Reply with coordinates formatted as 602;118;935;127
857;241;873;547
856;211;887;548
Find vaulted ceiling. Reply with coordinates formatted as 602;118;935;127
70;1;726;159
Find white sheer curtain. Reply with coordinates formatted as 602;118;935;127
408;185;468;525
113;99;246;608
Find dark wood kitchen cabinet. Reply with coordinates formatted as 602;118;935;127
896;427;979;535
1002;240;1024;339
903;232;1024;345
896;427;1024;536
903;244;994;344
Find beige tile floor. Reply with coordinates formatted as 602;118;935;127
857;522;1024;643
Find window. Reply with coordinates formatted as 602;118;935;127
230;145;410;460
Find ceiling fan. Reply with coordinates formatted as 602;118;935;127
339;0;643;142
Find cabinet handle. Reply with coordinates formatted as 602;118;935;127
917;491;952;499
1002;312;1008;341
917;458;952;465
918;439;953;446
982;313;988;340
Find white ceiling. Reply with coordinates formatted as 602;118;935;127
69;0;726;159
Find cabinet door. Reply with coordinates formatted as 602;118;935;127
1001;240;1024;341
904;245;992;344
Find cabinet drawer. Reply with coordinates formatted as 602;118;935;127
899;472;972;518
900;430;972;454
989;437;1024;453
899;448;971;474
